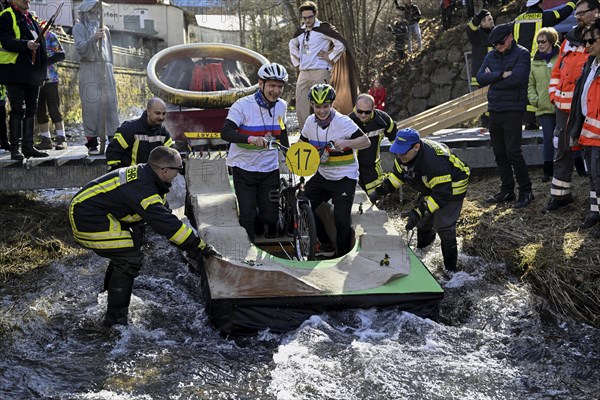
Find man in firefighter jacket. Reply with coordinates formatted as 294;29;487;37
69;146;219;327
566;19;600;233
543;0;599;214
0;0;49;160
348;93;398;196
369;128;470;272
106;97;173;171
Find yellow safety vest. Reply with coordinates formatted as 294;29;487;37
0;8;21;65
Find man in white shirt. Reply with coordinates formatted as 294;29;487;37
289;1;358;131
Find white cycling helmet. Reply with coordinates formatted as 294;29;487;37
258;62;289;83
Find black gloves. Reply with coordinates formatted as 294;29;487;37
401;209;421;231
186;237;221;261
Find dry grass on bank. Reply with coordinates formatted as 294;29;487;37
457;169;600;328
0;193;83;282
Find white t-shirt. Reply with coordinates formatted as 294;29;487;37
288;20;345;71
301;113;361;180
225;95;288;172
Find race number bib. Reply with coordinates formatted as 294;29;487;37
285;141;319;177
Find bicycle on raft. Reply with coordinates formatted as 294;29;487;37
268;140;335;261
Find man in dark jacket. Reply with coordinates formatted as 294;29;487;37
477;23;534;208
369;128;470;272
349;93;398;196
0;0;49;160
70;146;220;327
106;98;173;170
466;9;494;127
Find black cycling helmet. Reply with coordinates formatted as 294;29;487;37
257;62;289;83
308;83;336;104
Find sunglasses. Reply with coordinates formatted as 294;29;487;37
493;37;509;47
536;39;548;44
583;37;599;45
356;109;372;115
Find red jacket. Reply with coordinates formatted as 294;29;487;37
368;86;386;111
548;32;588;113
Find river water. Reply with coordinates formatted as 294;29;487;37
1;190;599;400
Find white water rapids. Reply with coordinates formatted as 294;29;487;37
0;188;599;400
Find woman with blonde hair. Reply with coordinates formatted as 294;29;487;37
528;27;559;182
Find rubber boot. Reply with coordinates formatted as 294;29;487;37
574;156;587;177
22;117;48;158
440;239;458;272
416;229;436;249
542;161;553;183
9;117;24;160
103;269;134;327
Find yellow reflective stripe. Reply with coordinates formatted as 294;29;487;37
131;139;140;165
452;178;469;195
530;21;543;56
169;223;193;245
71;177;121;206
164;137;173;147
449;153;470;176
424;195;439;213
74;237;134;250
107;160;120;166
114;133;128;149
140;194;163;210
120;214;143;223
468;21;478;31
426;174;452;189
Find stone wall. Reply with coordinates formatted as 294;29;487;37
58;61;151;126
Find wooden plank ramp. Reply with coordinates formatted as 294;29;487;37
397;87;489;137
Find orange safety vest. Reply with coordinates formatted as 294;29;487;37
548;39;588;112
578;67;600;147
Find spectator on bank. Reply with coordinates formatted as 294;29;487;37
566;18;600;234
388;19;408;60
543;0;599;214
514;0;576;131
441;0;454;31
73;0;119;155
476;23;534;208
36;24;67;151
289;1;359;131
528;27;559;182
466;9;494;127
394;0;422;53
0;0;49;160
368;79;386;111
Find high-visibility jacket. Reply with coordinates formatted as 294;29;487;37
380;139;470;214
548;28;588;113
513;3;575;57
568;56;600;148
0;6;47;85
106;111;173;169
69;163;197;252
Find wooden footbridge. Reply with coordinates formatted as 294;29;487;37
0;87;543;191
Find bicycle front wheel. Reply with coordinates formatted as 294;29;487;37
294;203;317;261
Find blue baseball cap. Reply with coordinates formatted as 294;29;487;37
389;128;421;154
